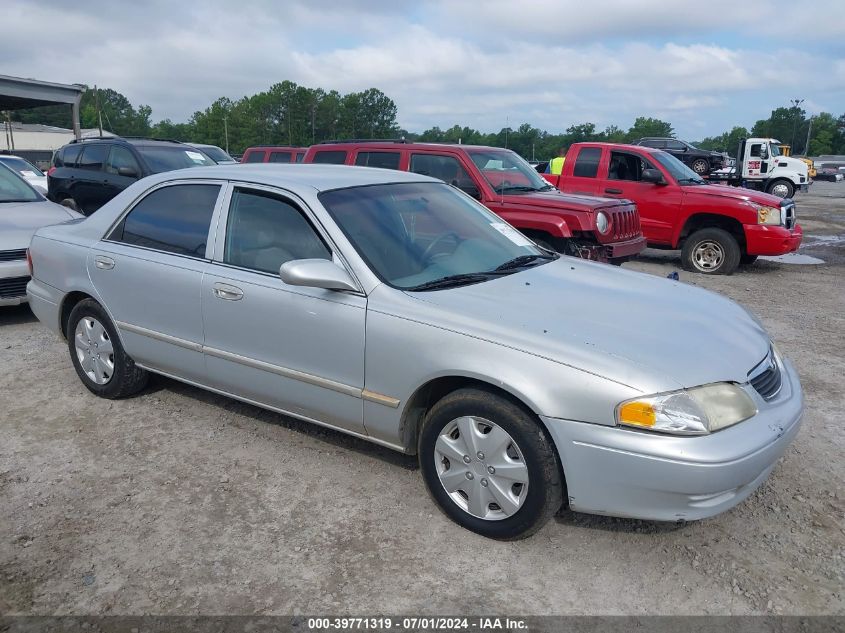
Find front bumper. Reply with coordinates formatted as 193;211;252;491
542;358;803;521
606;235;648;260
0;260;30;306
745;224;803;256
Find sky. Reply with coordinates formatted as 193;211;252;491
2;0;844;139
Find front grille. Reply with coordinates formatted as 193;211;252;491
782;202;796;230
609;207;641;241
0;275;30;299
748;350;782;400
0;248;27;262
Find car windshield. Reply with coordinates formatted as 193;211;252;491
320;182;554;291
139;146;216;173
195;145;234;163
467;149;553;193
652;151;706;185
1;156;45;177
0;164;41;203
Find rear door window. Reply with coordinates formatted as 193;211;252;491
105;146;141;176
268;151;292;163
77;144;110;171
355;151;401;170
110;184;221;257
312;150;348;164
244;151;266;163
58;145;82;168
572;147;602;178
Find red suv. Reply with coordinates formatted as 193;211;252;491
241;146;306;164
302;141;646;264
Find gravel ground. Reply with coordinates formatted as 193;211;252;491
1;182;843;616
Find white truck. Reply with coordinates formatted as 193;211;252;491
708;137;810;198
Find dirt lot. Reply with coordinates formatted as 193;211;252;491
1;182;843;616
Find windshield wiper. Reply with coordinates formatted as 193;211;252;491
493;253;557;271
677;177;706;185
405;271;510;291
494;185;540;194
0;199;37;203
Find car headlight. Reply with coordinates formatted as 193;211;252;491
616;383;757;436
750;202;782;225
596;211;610;234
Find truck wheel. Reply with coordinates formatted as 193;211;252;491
766;179;794;198
681;228;740;275
740;254;758;266
691;159;709;175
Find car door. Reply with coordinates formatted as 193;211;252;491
202;184;366;435
103;145;142;202
602;150;682;244
73;143;112;213
89;181;225;383
556;146;603;196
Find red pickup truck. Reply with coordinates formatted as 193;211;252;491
302;141;647;264
542;142;802;274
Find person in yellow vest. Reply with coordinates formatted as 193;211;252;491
546;147;566;175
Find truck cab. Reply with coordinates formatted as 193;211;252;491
543;142;802;275
301;141;647;264
709;137;810;199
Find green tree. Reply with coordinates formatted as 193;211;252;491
626;117;674;141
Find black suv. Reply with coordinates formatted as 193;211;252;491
633;138;725;175
47;137;216;214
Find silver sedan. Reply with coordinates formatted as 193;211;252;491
26;164;803;539
0;163;81;306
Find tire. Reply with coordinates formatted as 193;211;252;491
740;254;758;266
531;234;577;257
691;158;710;175
60;198;79;212
681;228;741;275
766;179;794;199
67;299;148;398
418;387;563;540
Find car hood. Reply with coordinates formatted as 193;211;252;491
0;199;81;250
683;183;784;207
502;189;628;212
398;258;770;393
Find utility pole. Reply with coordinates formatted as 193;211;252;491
223;115;229;154
789;98;804;149
804;116;813;156
94;85;103;138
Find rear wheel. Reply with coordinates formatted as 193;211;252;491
681;228;741;275
418;388;563;540
766;179;794;199
67;299;148;398
691;158;710;175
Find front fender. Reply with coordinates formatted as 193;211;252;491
495;210;573;238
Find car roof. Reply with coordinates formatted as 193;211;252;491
311;141;512;152
150;163;439;192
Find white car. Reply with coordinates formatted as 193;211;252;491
0;155;48;194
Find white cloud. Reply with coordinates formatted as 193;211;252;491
0;0;842;139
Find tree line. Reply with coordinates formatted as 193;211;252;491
12;82;845;158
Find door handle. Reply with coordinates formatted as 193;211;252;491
604;188;623;194
212;282;244;301
94;255;115;270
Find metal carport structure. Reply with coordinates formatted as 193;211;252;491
1;74;85;146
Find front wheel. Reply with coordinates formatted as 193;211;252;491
681;228;741;275
67;299;149;398
418;388;563;540
766;179;794;198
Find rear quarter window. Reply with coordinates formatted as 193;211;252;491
312;150;348;164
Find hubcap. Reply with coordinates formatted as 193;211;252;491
693;160;708;174
771;183;789;198
74;317;115;385
692;239;725;272
434;416;529;521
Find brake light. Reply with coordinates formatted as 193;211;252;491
47;166;56;177
26;249;33;277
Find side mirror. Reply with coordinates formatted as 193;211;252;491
117;166;139;178
452;180;481;200
279;259;359;292
641;168;666;185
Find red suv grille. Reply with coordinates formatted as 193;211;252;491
609;207;641;241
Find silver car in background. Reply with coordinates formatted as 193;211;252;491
0;163;81;306
26;164;803;539
0;154;48;194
